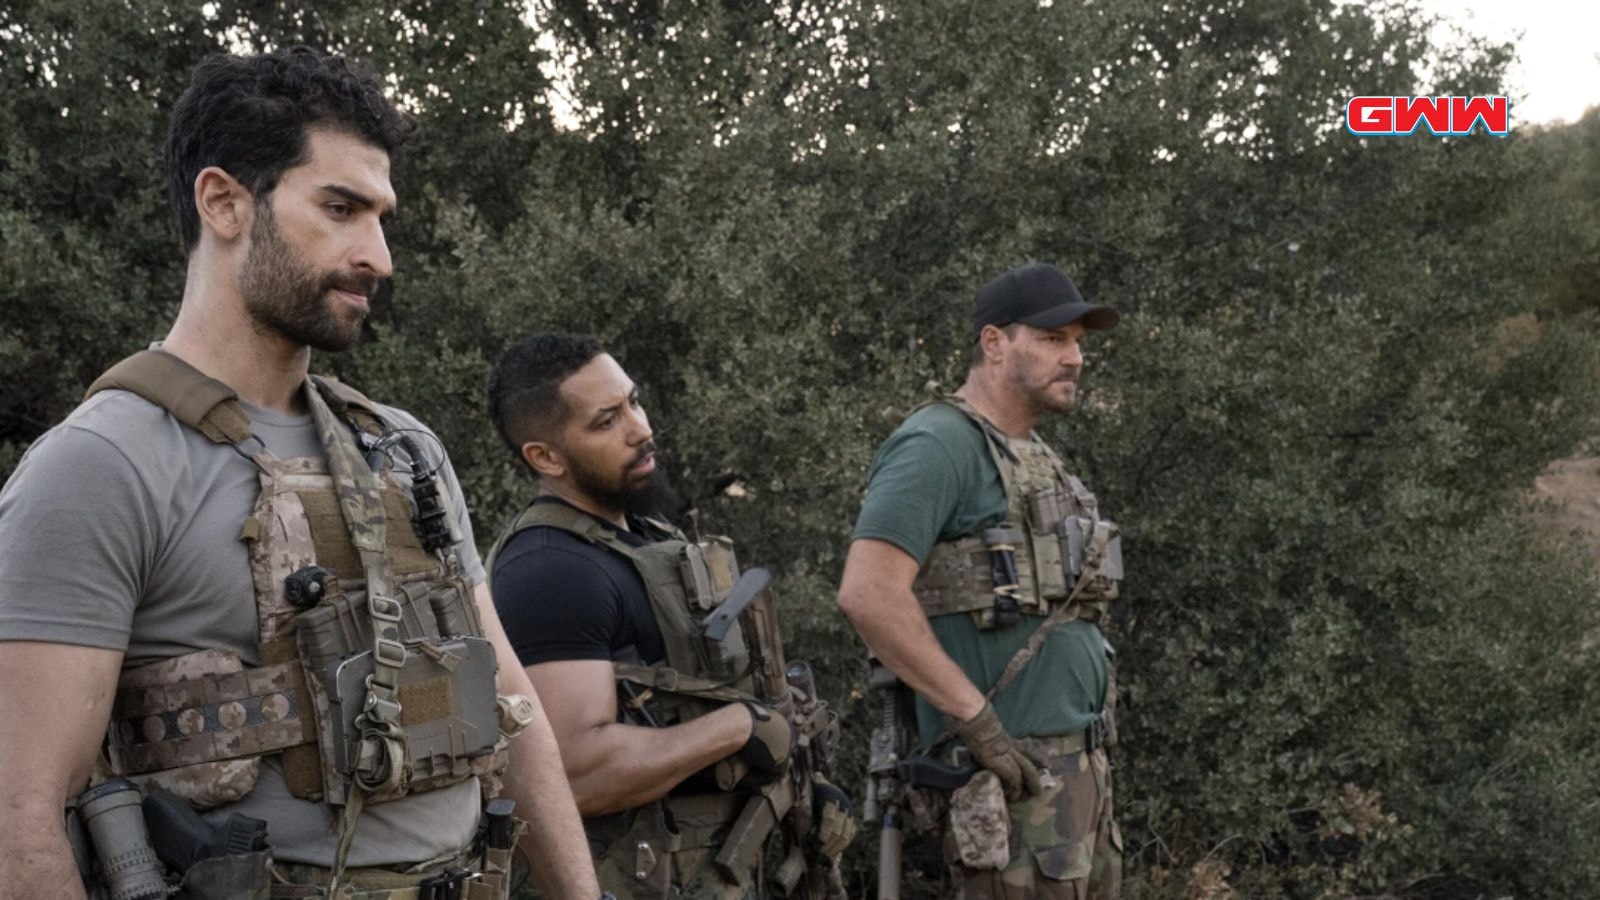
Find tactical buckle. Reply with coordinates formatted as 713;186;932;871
361;681;403;724
374;637;408;670
419;865;474;900
369;593;403;622
1087;713;1108;753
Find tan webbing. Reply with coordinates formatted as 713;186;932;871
85;349;253;445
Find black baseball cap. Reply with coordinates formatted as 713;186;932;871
973;263;1119;338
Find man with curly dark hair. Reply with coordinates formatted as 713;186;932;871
0;48;598;899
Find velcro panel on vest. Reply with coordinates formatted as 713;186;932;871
107;651;315;775
86;350;252;445
913;537;995;617
297;483;439;582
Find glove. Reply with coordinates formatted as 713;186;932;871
811;777;858;858
738;701;794;779
946;701;1043;801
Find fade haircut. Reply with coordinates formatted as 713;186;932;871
163;46;418;252
488;333;608;467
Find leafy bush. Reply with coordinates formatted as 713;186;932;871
4;1;1599;896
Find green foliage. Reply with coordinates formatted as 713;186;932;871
4;1;1600;897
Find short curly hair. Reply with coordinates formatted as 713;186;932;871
163;46;418;252
488;333;608;467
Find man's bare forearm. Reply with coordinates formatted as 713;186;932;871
838;541;986;722
0;800;87;900
0;643;121;900
845;584;985;719
564;703;749;815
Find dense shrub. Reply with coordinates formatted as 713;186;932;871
4;1;1599;896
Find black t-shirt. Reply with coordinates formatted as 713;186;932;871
491;497;670;668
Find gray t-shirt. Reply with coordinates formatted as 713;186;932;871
0;387;486;867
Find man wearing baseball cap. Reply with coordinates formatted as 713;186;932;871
838;262;1124;898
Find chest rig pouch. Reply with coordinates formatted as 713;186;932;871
912;396;1123;629
85;352;520;825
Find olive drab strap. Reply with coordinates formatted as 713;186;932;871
85;349;254;446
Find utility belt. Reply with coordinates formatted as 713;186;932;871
67;777;523;900
1015;711;1116;759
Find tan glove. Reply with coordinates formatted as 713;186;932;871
811;776;858;858
738;701;794;779
946;701;1044;801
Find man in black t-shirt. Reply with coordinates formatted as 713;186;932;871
486;333;808;899
492;498;670;670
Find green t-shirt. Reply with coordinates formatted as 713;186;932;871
852;402;1108;746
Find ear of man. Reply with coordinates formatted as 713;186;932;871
976;322;1017;367
192;166;252;244
521;441;567;481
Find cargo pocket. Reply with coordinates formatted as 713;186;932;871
949;770;1011;870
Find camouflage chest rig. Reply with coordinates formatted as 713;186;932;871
491;501;848;900
85;350;531;892
912;396;1123;706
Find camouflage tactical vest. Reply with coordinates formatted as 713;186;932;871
83;351;520;830
490;501;845;900
912;396;1123;628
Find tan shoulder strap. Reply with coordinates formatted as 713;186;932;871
86;350;252;445
490;500;689;565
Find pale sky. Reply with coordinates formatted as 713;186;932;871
1422;0;1600;126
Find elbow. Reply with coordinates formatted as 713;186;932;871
568;779;609;818
569;771;644;818
836;579;878;628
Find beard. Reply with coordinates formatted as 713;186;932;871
1011;364;1081;416
568;441;680;520
239;203;376;352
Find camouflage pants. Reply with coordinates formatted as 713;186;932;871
943;748;1121;900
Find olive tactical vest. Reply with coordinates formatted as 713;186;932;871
491;502;846;899
83;351;520;827
912;396;1123;628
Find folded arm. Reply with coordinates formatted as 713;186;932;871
528;658;752;816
